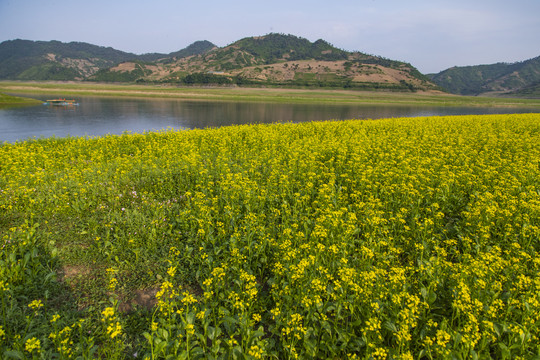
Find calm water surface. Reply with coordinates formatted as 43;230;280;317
1;94;538;143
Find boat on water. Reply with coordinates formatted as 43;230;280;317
43;98;79;106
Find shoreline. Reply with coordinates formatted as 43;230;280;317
0;91;43;107
2;80;540;107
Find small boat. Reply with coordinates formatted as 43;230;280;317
43;98;79;106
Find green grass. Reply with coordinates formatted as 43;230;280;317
0;92;42;107
2;80;540;107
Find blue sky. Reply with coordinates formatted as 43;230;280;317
0;0;539;73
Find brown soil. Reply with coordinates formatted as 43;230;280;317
118;287;159;313
58;265;90;282
111;62;137;72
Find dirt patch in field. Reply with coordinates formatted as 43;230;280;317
58;265;90;282
118;287;159;313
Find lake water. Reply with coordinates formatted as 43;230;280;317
1;94;538;143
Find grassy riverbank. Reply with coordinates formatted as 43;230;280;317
1;114;540;358
0;92;42;107
2;81;540;107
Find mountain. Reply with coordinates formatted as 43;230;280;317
429;55;540;96
0;39;138;80
167;41;217;60
0;39;215;81
136;41;216;62
224;34;349;62
91;34;437;91
509;81;540;97
0;35;437;91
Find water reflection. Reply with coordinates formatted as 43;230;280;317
1;95;538;143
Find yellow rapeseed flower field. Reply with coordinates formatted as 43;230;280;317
1;114;539;359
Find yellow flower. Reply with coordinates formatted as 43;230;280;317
108;277;118;292
28;299;44;311
227;335;238;347
156;281;173;300
372;347;387;360
248;344;264;359
365;317;381;332
107;321;122;339
399;351;414;360
181;291;197;306
25;337;41;353
101;307;115;320
167;266;177;278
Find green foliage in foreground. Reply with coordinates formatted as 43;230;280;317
1;114;540;359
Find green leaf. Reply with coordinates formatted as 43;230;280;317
232;346;244;359
322;320;333;336
498;343;510;358
3;350;24;359
191;347;204;356
428;290;437;305
420;287;428;300
349;337;365;351
383;320;397;333
177;350;190;360
208;325;222;340
223;315;237;326
493;322;503;337
304;338;317;356
154;339;167;354
186;311;195;324
252;326;265;338
142;331;153;342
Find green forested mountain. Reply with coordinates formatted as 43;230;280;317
230;33;349;62
0;35;437;91
91;34;435;90
137;41;216;62
0;39;138;80
0;39;215;80
510;81;540;97
167;41;217;60
429;56;540;96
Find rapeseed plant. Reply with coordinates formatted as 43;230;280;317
0;114;539;358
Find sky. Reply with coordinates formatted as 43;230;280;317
0;0;539;74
